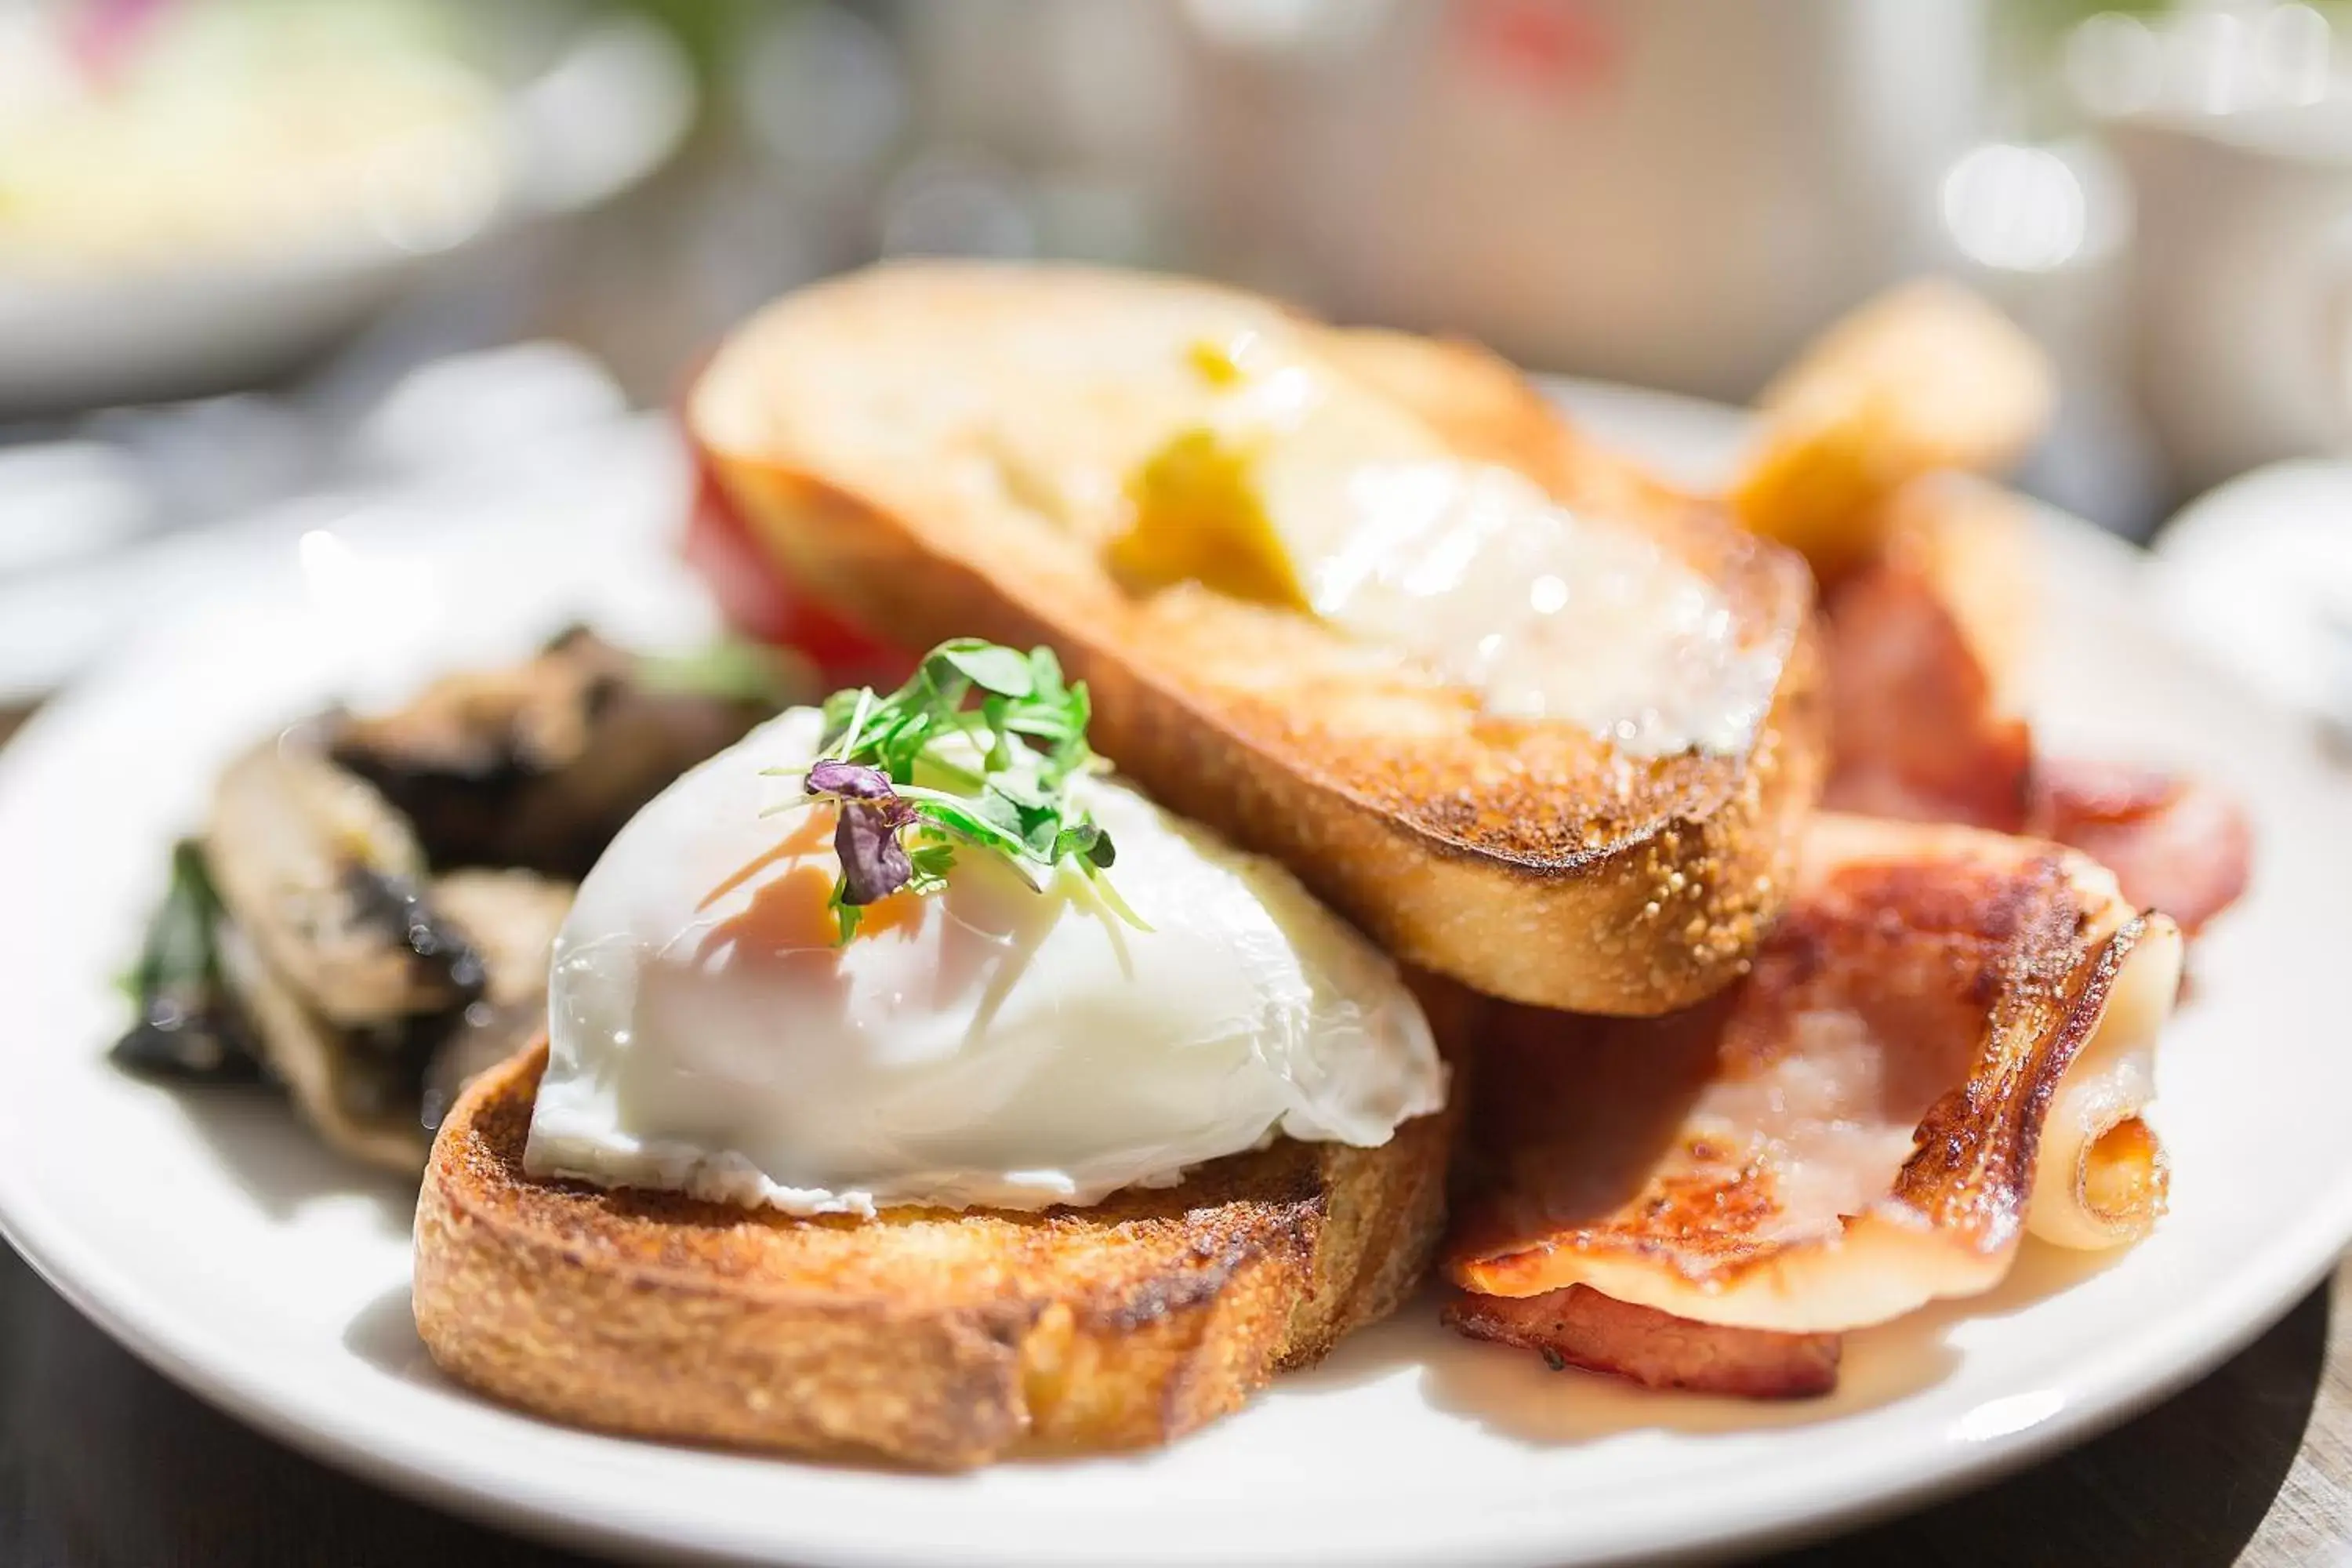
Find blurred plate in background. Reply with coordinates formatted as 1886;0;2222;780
0;0;692;415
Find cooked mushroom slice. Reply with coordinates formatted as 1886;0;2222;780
419;869;574;1131
111;840;263;1083
329;629;781;880
205;738;482;1029
216;924;431;1173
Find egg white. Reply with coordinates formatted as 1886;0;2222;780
524;708;1445;1215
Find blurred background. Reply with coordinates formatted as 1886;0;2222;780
6;0;2352;714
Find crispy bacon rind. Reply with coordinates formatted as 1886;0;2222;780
1442;1285;1841;1399
1446;815;2182;1338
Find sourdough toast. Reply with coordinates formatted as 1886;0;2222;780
691;263;1825;1015
414;1040;1459;1468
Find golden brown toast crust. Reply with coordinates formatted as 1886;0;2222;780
691;263;1826;1014
413;1041;1457;1468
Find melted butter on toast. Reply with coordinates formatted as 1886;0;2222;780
1111;332;1783;757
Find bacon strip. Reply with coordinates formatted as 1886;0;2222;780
2028;759;2252;938
1443;1285;1841;1399
1819;474;2250;934
1447;814;2183;1348
1821;474;2035;829
1821;549;2033;829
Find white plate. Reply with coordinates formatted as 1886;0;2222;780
2;387;2348;1568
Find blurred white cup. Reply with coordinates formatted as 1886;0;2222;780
2108;104;2352;492
1178;0;1988;401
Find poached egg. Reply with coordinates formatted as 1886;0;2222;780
524;708;1445;1215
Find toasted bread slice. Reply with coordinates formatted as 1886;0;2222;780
691;263;1825;1015
414;1040;1459;1468
1731;280;2056;579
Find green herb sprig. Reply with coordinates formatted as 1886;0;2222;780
769;639;1144;942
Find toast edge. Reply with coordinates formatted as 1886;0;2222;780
412;1042;1456;1468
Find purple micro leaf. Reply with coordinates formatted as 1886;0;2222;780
807;759;898;804
806;759;918;908
833;803;913;906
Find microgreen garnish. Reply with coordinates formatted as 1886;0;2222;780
634;636;810;710
777;639;1140;942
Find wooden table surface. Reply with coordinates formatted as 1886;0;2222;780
3;700;2344;1567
